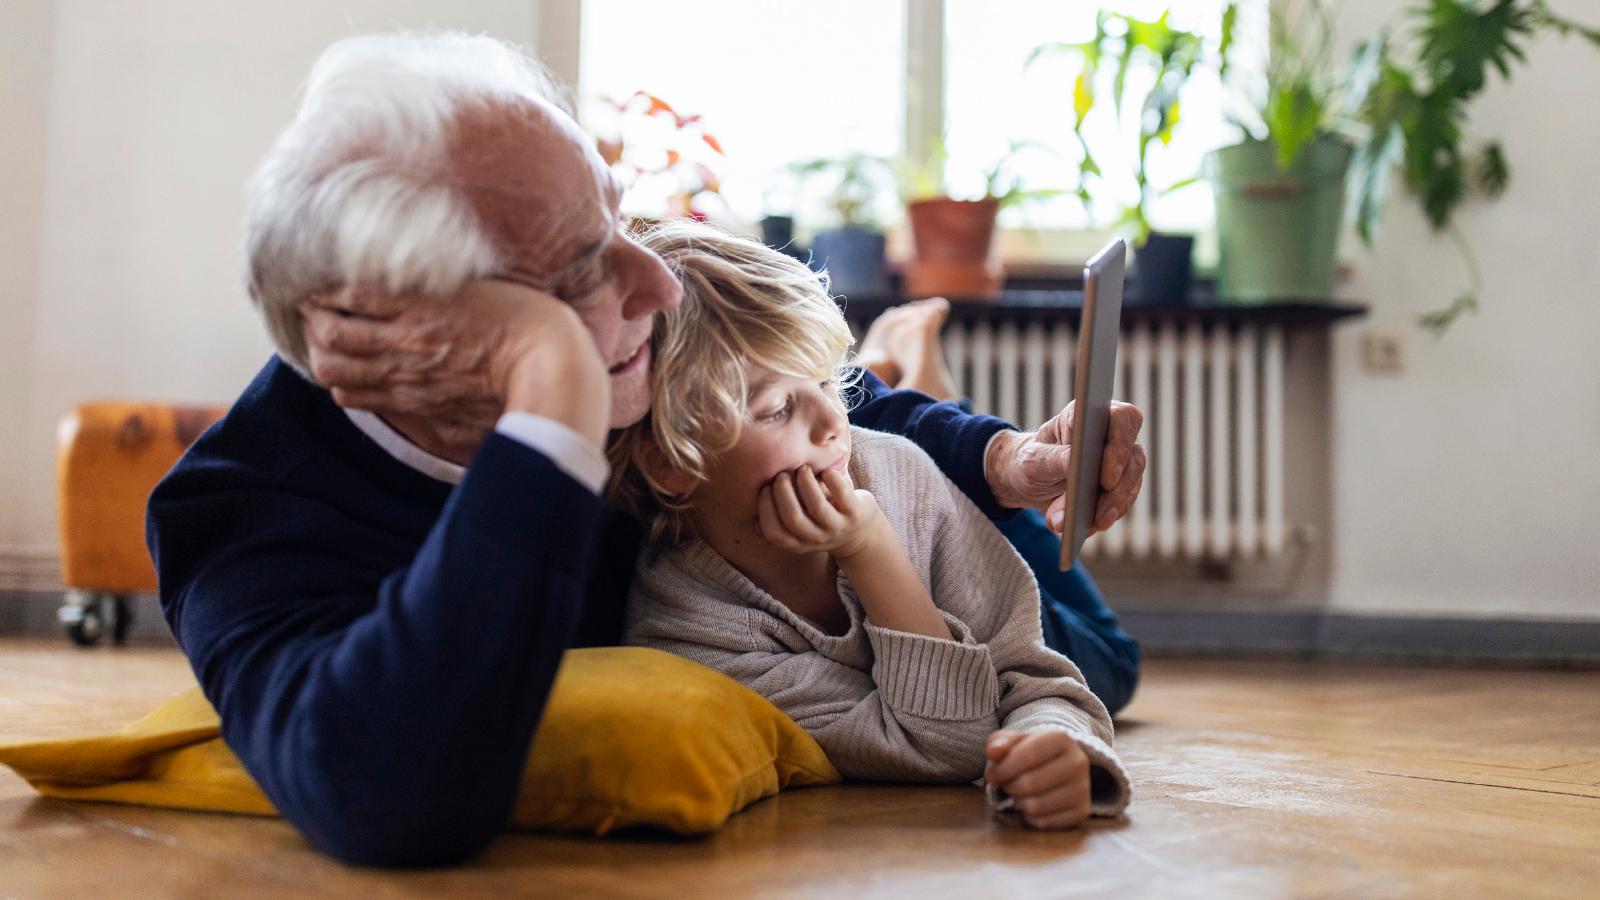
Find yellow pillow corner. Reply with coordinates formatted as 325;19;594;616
0;646;840;836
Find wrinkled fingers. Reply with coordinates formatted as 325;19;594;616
1091;443;1146;534
309;284;420;320
308;352;396;393
1099;402;1146;490
300;305;393;357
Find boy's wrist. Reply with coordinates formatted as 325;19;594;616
831;509;895;566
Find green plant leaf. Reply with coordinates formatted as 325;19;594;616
1405;92;1467;230
1113;203;1150;245
1267;80;1323;169
1024;41;1073;69
1111;18;1134;127
997;187;1068;210
1351;128;1398;244
1038;7;1213;232
1342;35;1386;122
1417;292;1479;336
1160;175;1203;197
1476;141;1510;196
1418;0;1536;98
1219;1;1238;81
1350;63;1406;250
1532;0;1600;47
1259;1;1343;170
1158;98;1181;144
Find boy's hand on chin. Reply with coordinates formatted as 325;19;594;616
985;730;1092;830
756;465;885;559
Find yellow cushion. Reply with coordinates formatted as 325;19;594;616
0;646;840;835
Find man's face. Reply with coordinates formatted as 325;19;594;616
451;100;682;428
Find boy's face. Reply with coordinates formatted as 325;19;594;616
690;366;852;538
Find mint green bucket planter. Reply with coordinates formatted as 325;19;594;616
1208;136;1353;302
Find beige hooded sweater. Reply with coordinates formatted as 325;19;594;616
623;427;1130;816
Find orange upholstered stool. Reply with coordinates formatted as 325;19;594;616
55;402;225;645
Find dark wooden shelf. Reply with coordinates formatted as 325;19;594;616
837;290;1368;328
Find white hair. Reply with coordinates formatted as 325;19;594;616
244;32;570;374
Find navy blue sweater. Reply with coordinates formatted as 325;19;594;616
147;357;1012;867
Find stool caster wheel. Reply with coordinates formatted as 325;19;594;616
59;592;133;647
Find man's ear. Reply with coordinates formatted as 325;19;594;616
639;438;695;497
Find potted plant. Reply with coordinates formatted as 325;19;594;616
1214;0;1600;331
789;153;896;298
1208;1;1354;304
899;141;1064;301
1031;10;1214;305
590;91;726;222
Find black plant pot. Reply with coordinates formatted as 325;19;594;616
809;227;889;298
759;215;802;259
1134;232;1195;305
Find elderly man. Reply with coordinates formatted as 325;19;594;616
148;33;1146;867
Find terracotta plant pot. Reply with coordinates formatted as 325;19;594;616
904;197;1004;300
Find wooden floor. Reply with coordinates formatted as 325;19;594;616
2;639;1596;899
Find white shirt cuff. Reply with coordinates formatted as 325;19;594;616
494;412;610;495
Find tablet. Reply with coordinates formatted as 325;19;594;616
1058;239;1127;570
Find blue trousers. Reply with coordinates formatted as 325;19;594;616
992;508;1141;716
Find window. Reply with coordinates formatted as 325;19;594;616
574;0;1262;250
579;0;904;226
943;0;1244;235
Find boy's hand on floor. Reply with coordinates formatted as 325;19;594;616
757;466;884;560
985;730;1092;830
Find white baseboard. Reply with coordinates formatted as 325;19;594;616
0;544;63;592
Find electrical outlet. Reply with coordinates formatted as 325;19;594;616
1361;331;1405;375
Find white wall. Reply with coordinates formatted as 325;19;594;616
1328;0;1600;620
0;0;539;586
0;1;56;580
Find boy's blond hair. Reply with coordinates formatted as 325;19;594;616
609;220;858;546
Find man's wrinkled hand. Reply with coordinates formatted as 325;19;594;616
299;279;609;457
984;401;1147;535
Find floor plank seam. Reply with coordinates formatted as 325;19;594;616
1364;770;1600;800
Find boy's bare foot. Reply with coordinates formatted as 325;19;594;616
856;297;960;401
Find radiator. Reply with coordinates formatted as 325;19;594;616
847;315;1289;561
